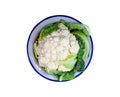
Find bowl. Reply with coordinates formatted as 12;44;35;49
27;15;93;82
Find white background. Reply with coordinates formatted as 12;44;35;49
0;0;120;97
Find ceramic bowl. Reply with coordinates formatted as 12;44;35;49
27;15;93;82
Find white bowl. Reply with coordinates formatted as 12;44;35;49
27;15;93;82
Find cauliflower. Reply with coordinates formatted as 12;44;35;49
34;23;80;72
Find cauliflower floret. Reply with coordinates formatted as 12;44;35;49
35;23;80;72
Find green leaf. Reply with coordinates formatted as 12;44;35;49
72;31;90;61
74;58;85;72
66;22;90;37
45;67;64;75
59;19;66;25
72;35;85;72
54;74;61;80
58;53;77;71
72;31;90;72
38;23;59;40
33;41;38;59
59;71;75;81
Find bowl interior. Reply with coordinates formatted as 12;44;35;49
27;15;93;81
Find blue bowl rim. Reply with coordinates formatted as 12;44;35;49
27;15;94;82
